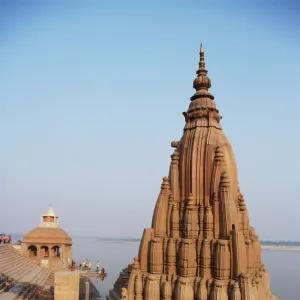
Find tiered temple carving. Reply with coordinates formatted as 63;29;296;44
107;46;278;300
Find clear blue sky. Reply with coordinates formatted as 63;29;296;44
0;0;299;240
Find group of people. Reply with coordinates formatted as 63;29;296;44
79;259;93;270
0;234;11;244
78;259;105;274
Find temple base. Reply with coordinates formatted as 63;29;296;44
107;266;278;300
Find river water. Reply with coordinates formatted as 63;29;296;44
72;237;299;299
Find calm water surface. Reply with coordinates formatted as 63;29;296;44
72;238;299;299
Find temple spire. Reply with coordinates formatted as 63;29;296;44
191;44;214;101
107;45;277;300
198;43;207;76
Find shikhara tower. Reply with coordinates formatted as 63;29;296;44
107;46;278;300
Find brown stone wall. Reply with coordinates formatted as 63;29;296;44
54;271;80;300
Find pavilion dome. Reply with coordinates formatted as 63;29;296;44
23;227;72;245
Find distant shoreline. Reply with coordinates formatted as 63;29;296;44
104;240;139;245
103;241;300;251
94;239;300;251
261;245;300;251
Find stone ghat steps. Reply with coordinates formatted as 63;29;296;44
16;284;39;300
43;271;54;290
0;246;54;300
0;280;39;300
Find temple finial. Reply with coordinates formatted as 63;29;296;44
198;44;206;74
200;43;204;53
191;44;213;100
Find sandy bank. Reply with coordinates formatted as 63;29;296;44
261;245;300;251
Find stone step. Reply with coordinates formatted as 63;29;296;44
0;292;18;300
19;268;41;284
0;246;53;290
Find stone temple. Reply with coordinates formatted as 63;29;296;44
107;46;278;300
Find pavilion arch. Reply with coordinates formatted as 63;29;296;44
27;245;37;257
40;245;49;257
51;245;60;257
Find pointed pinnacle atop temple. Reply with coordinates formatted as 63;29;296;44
185;44;222;130
107;47;278;300
191;44;214;102
198;43;207;76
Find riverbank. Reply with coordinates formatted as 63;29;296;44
262;245;300;251
100;239;300;251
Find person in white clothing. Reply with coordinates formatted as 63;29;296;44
81;260;86;268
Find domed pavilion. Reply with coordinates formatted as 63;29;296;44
107;46;278;300
23;205;72;271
